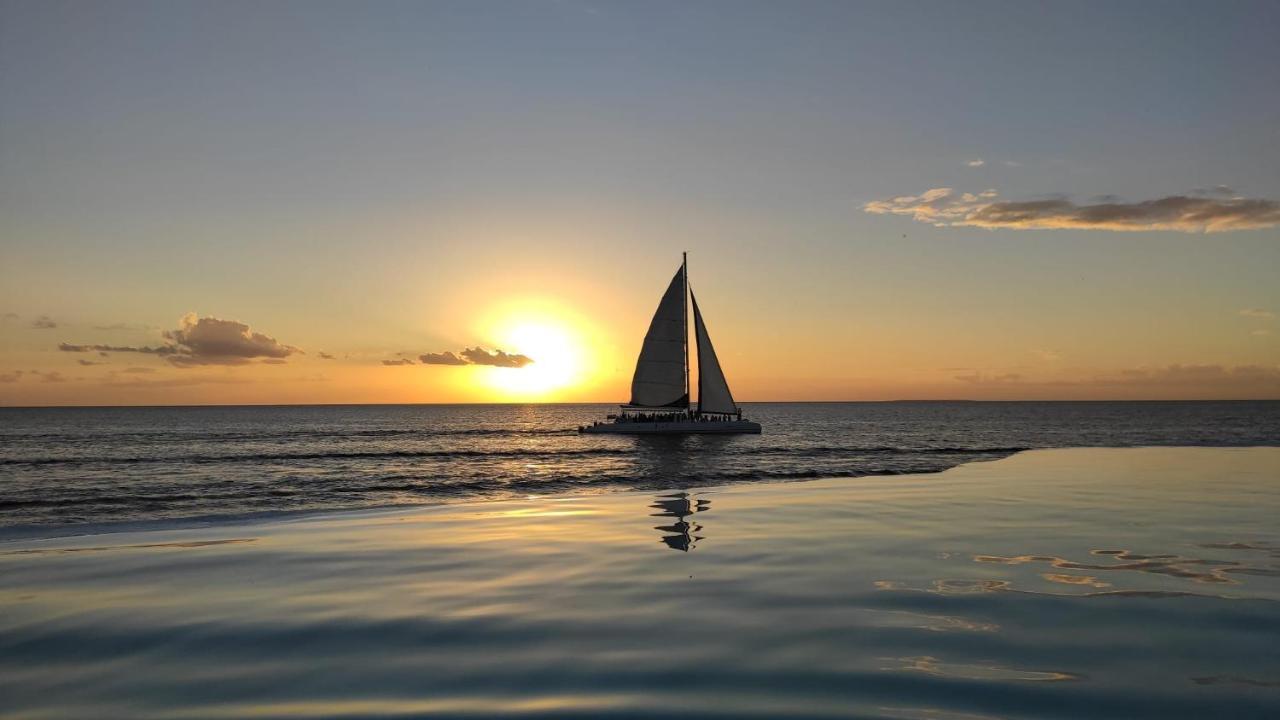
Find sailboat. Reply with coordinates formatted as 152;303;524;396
580;254;761;434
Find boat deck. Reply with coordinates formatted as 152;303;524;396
579;420;761;434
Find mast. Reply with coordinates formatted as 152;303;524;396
682;251;689;413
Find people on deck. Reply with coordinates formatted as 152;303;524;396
612;409;743;423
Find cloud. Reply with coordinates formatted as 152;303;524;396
412;347;535;368
33;370;68;383
1253;329;1272;337
0;371;23;383
59;314;300;368
966;159;985;167
461;347;534;367
382;358;415;366
865;188;1280;232
419;351;469;366
121;367;156;374
318;352;336;360
1239;308;1274;319
2;312;19;321
30;315;57;329
162;313;300;366
1031;349;1062;362
76;359;106;366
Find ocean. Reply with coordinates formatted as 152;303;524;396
3;447;1279;719
2;401;1277;535
3;405;1280;718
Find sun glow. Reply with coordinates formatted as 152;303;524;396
475;300;605;400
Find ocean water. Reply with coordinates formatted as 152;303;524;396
1;447;1278;719
2;401;1278;535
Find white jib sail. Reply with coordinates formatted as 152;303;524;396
629;266;688;408
691;291;737;415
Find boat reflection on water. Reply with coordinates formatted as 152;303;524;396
650;492;710;551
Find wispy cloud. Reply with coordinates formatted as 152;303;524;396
317;352;336;360
30;315;57;329
60;342;174;355
966;159;985;167
1239;308;1274;319
1194;185;1235;197
954;371;1022;385
1253;329;1273;337
382;358;415;366
0;370;23;383
1095;364;1280;389
59;314;300;367
953;364;1280;393
99;373;252;388
866;188;1280;232
92;321;155;331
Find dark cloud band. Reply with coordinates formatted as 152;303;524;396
419;351;467;366
402;347;534;368
460;347;533;368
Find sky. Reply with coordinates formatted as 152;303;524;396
2;0;1278;405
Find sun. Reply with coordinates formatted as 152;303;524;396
472;302;599;400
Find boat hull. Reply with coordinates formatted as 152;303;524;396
579;420;761;435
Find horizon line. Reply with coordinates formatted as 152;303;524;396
2;398;1278;410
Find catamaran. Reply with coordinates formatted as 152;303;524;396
580;254;761;434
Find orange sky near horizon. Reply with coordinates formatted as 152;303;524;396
3;248;1278;406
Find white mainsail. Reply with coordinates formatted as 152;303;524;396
691;291;737;415
629;266;689;408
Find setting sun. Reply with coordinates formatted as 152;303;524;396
472;300;608;400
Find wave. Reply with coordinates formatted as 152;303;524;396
0;427;579;443
0;453;1022;515
0;445;1029;467
1;447;631;466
